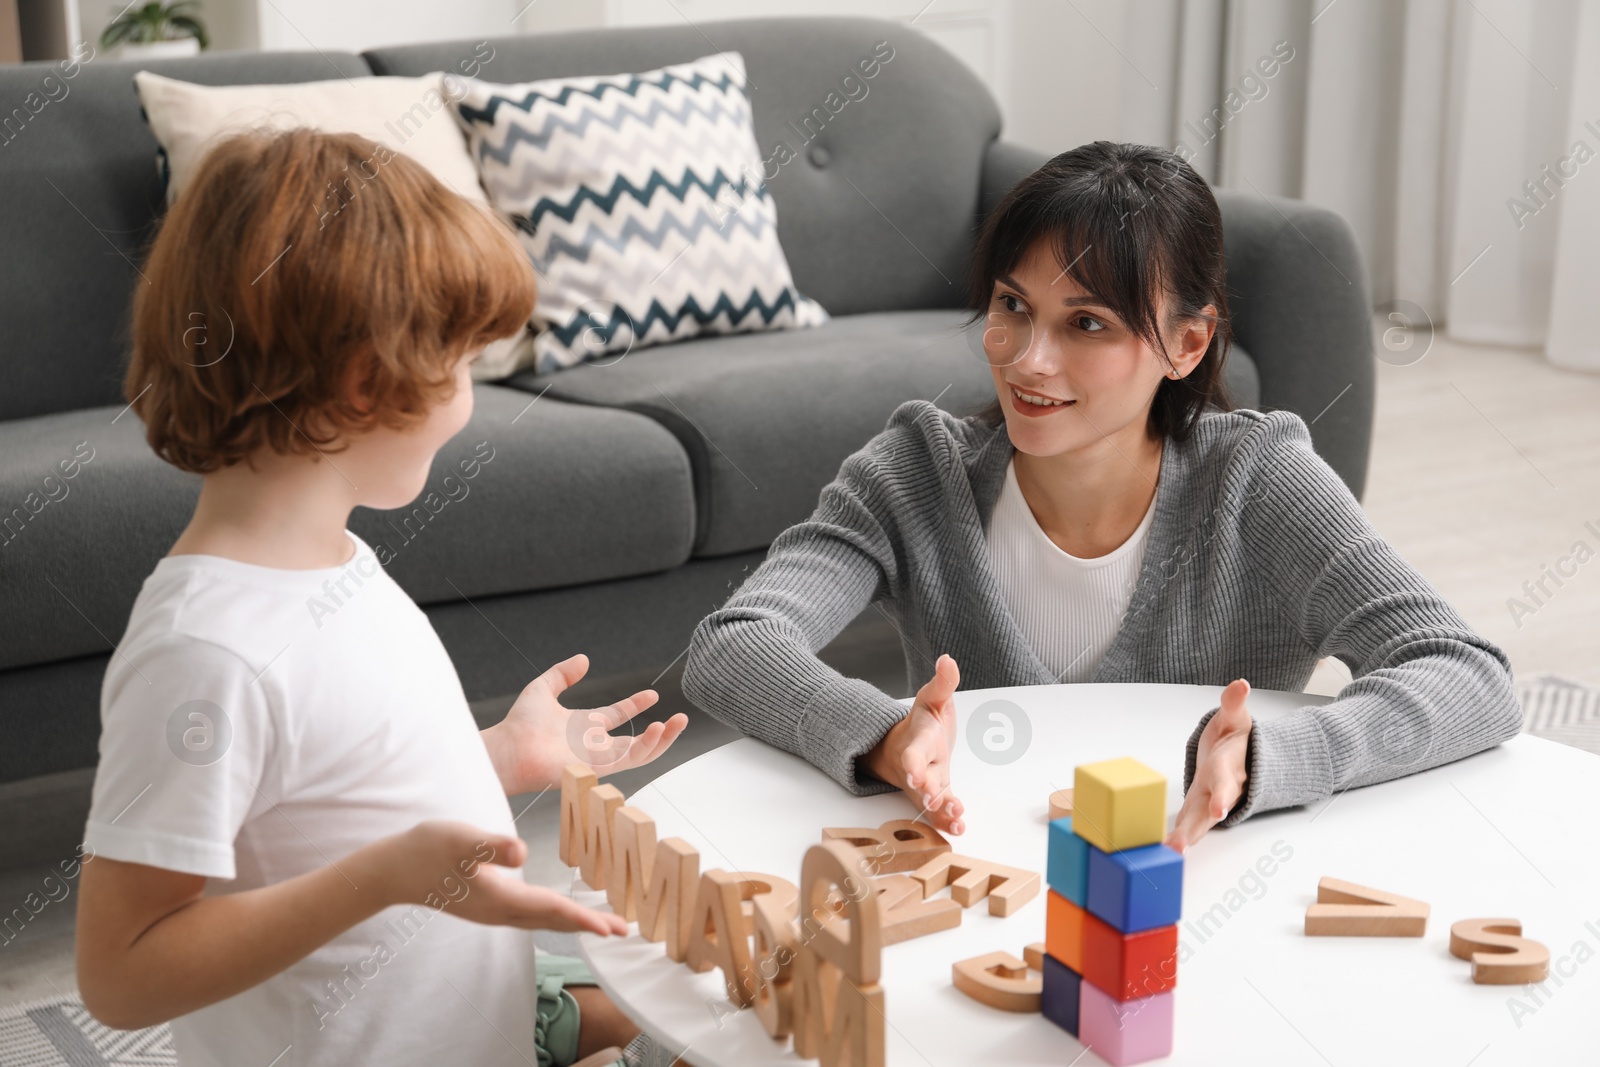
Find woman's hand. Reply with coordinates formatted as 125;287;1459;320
482;653;689;795
863;653;965;835
1166;678;1252;853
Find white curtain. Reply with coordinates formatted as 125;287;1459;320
999;0;1599;368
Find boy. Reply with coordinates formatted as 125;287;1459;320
75;128;686;1067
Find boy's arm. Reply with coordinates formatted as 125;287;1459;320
76;821;624;1031
77;842;393;1029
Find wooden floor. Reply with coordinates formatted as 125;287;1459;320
1358;326;1600;689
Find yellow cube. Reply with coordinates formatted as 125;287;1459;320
1072;757;1166;852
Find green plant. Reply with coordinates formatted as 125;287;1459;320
100;1;210;50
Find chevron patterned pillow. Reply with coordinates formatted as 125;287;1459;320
451;52;829;376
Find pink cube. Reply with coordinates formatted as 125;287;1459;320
1078;982;1173;1065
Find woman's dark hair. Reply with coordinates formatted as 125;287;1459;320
965;141;1234;441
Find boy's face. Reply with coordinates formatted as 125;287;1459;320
341;349;478;511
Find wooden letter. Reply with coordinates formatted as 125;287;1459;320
558;763;598;867
1449;918;1550;984
791;945;885;1067
1023;942;1046;972
878;819;952;873
686;870;747;983
800;840;883;985
750;892;800;1039
687;870;798;1007
1303;876;1429;937
912;853;1042;917
952;950;1042;1012
1048;789;1074;821
877;873;962;946
823;819;951;875
868;874;923;912
636;837;698;963
578;784;623;891
607;806;654;921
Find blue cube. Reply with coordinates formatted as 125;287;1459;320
1046;817;1089;906
1086;841;1184;933
1040;953;1082;1036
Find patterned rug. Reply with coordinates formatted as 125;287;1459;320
1516;671;1600;756
0;995;172;1066
4;674;1596;1064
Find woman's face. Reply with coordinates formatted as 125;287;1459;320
981;237;1211;460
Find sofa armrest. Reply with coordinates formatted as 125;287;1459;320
1213;189;1375;501
979;139;1052;221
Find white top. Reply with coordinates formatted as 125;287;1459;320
84;533;537;1067
984;457;1158;682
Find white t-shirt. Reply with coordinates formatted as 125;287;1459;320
984;458;1157;683
84;532;538;1067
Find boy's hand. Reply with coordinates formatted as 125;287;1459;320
383;820;627;936
1166;678;1253;853
863;653;965;835
482;653;688;795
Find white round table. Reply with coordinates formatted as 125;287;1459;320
575;683;1600;1065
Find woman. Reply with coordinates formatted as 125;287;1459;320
681;141;1519;851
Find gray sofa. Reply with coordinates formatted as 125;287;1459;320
0;17;1374;785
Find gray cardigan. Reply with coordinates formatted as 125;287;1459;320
681;400;1521;828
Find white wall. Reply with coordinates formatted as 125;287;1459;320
255;0;526;52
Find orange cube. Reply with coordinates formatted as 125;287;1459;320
1045;889;1086;973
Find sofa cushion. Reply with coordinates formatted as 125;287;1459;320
364;17;1004;320
504;311;1262;559
505;309;986;558
0;50;373;423
451;51;828;377
0;385;693;673
347;384;694;605
0;404;198;673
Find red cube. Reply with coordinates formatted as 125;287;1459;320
1081;910;1178;1001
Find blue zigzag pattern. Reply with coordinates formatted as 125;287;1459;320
547;289;804;351
523;206;781;272
456;67;741;128
520;166;766;230
471;93;749;167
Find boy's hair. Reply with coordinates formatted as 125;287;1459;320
126;127;536;473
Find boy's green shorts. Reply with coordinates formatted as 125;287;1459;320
534;953;613;1067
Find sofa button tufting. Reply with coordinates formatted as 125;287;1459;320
807;145;831;168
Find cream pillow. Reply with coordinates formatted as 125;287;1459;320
132;70;488;206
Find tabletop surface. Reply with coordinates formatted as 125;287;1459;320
575;682;1600;1067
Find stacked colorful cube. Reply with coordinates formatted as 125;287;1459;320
1042;758;1183;1065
